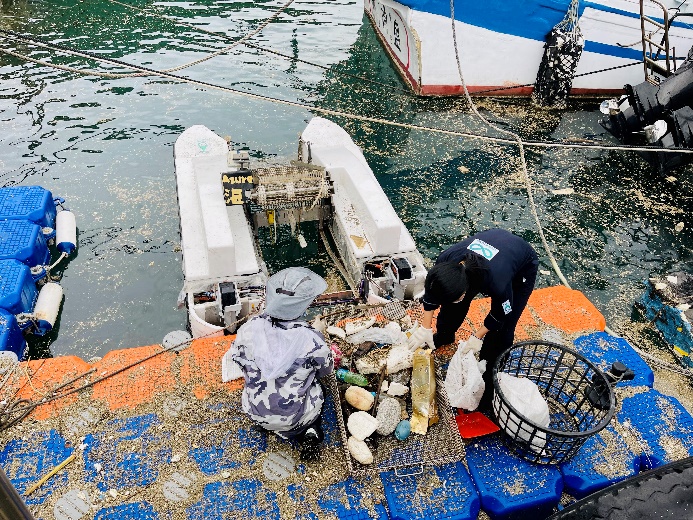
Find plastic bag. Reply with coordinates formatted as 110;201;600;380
496;373;550;452
347;322;406;345
444;349;485;411
221;346;244;382
410;348;438;434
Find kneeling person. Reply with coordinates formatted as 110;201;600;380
230;267;333;460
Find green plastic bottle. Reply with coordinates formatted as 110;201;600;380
336;368;369;387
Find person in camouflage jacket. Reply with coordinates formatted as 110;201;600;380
230;267;333;460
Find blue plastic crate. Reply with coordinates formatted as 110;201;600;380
617;389;693;470
0;259;38;315
573;332;654;387
465;435;563;520
0;220;50;268
0;186;56;228
559;425;640;499
380;462;479;520
0;308;26;359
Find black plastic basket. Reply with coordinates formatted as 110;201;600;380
492;340;615;465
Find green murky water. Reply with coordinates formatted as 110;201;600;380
1;0;692;358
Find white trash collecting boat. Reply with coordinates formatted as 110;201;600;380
174;117;427;338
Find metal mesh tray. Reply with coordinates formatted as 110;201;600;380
327;369;464;477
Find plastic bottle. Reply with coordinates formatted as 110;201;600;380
336;368;369;387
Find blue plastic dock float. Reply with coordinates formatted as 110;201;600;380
0;258;38;315
559;425;640;499
83;414;169;492
0;429;74;506
616;388;693;470
317;477;389;519
0;186;57;228
465;435;562;520
95;502;159;520
573;332;654;387
380;461;479;520
0;220;50;268
0;308;26;359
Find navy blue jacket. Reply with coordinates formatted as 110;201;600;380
422;229;538;331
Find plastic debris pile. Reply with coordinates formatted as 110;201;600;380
316;302;464;475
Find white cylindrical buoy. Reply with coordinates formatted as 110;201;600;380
56;210;77;254
34;283;64;333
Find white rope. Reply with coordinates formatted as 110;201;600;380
449;0;693;379
90;0;296;77
449;0;572;288
48;252;67;271
4;32;693;156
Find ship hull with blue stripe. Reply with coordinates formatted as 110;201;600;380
365;0;693;96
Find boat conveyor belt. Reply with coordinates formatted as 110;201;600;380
1;286;692;520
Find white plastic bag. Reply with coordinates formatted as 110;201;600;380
221;346;244;382
347;322;406;345
496;373;550;452
444;349;485;411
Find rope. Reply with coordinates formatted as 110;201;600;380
470;61;641;96
103;0;642;97
4;30;693;156
67;0;297;78
48;252;67;271
449;0;572;288
319;227;357;292
102;0;414;95
448;0;693;379
0;312;258;431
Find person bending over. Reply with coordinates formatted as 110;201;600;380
411;228;539;409
230;267;333;461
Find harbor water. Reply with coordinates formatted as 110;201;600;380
1;0;692;359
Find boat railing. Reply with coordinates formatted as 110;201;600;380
641;0;673;82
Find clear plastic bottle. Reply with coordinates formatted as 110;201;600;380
336;368;369;387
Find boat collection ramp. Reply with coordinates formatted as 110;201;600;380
1;286;692;520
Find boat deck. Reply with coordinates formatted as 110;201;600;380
2;286;692;520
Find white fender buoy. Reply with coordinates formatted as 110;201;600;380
56;210;77;254
34;283;64;333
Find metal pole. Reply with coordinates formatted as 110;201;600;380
0;468;34;520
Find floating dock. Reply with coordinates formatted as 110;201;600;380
1;286;692;520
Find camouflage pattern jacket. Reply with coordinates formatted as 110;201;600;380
230;314;333;435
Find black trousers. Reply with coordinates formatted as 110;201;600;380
435;263;538;409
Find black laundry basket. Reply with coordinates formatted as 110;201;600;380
492;341;615;465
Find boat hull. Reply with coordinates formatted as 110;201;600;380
365;0;693;96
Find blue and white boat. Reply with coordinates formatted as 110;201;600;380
365;0;693;96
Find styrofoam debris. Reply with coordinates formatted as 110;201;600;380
326;326;346;339
347;436;373;465
347;411;379;440
345;317;376;335
386;382;408;396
